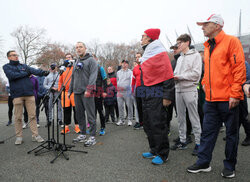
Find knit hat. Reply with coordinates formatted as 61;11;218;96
144;28;160;40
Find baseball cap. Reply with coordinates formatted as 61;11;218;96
121;60;129;64
50;63;57;70
197;14;224;27
170;43;178;50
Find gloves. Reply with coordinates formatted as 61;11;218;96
43;71;50;76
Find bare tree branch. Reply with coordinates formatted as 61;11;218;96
11;25;47;65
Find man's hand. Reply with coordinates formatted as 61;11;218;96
84;91;91;97
229;98;240;109
102;93;107;98
163;99;172;107
243;84;250;98
67;93;71;99
43;71;50;76
173;76;179;80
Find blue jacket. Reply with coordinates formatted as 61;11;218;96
96;65;107;94
37;76;47;97
245;61;250;81
3;60;45;98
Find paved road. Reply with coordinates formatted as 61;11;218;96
0;103;249;182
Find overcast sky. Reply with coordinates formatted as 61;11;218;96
0;0;250;61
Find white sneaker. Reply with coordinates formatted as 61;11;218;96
32;135;44;143
116;120;125;126
15;137;23;145
22;123;28;129
84;137;96;147
37;124;40;128
128;120;132;126
73;135;87;143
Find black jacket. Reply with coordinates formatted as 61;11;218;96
104;83;116;106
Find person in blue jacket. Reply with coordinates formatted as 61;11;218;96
3;50;49;145
92;54;107;136
238;61;250;146
36;74;49;127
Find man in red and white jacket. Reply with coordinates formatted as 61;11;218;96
140;28;175;165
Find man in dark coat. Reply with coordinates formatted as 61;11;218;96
3;50;49;145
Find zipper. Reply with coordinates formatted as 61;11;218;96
209;55;212;101
234;54;236;64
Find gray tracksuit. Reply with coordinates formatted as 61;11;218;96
43;71;63;122
116;68;133;121
174;48;202;144
69;53;98;136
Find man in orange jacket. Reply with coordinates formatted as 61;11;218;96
187;14;246;179
58;53;80;134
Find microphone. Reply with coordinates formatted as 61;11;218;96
59;65;66;71
76;62;84;69
68;59;75;67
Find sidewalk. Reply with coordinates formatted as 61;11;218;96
0;103;249;182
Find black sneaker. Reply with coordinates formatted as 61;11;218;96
221;168;235;178
187;163;211;173
241;137;250;146
133;122;142;130
170;141;187;150
6;121;12;126
173;136;192;144
173;137;180;143
192;144;199;156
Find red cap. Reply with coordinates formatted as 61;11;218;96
144;28;160;40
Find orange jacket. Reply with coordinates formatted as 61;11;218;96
58;67;75;107
201;30;246;101
58;67;73;92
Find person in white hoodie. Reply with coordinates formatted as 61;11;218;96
116;60;133;126
172;34;202;156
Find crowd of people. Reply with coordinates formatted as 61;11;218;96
3;14;250;179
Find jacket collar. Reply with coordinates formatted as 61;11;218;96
9;60;20;65
204;30;225;47
180;48;197;56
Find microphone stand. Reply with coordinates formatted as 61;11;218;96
27;71;68;162
50;66;87;163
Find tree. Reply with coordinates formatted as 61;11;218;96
35;42;75;69
0;75;7;100
98;41;142;70
11;25;48;65
87;39;100;56
0;35;4;57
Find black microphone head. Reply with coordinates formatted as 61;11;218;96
59;69;64;75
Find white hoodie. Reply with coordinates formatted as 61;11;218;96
174;48;202;92
117;68;133;93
